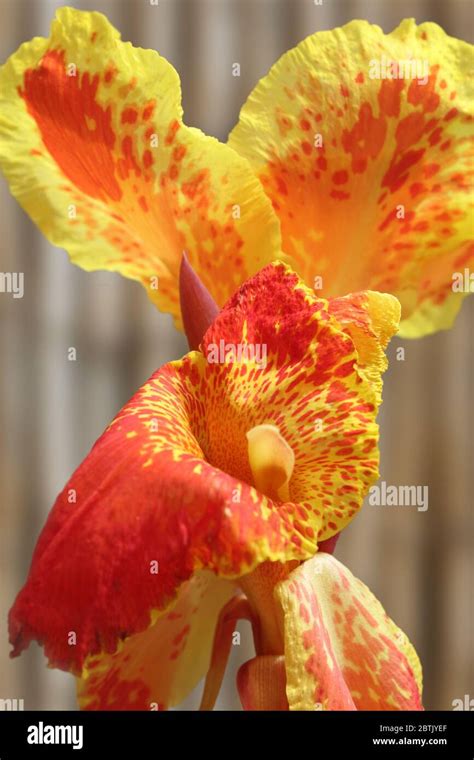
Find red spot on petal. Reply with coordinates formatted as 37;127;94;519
104;65;117;84
143;150;153;169
378;207;398;232
407;69;440;113
378;78;404;118
423;163;440;179
409;182;425;198
428;127;443;146
444;108;458;122
142;101;155;121
330;189;350;201
395;112;425;152
332;170;349;185
173;145;187;162
413;221;429;232
120;135;141;179
182;169;208;200
276;176;288;195
342;102;386;173
382;148;425;193
165;119;180;145
121;107;138;124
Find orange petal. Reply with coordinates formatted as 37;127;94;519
275;553;423;710
229;19;474;337
0;7;281;325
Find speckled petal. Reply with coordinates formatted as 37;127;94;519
0;7;281;325
9;354;304;674
275;553;423;710
201;262;400;542
328;290;401;406
77;571;235;710
228;20;474;337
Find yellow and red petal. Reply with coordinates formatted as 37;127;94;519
328;290;401;406
275;553;423;710
0;7;281;325
78;571;235;710
9;353;306;674
228;19;474;337
201;261;399;542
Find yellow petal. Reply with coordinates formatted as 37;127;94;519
275;553;423;710
229;19;474;337
0;7;281;325
77;571;236;710
328;290;401;406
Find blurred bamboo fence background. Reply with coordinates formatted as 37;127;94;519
0;0;472;710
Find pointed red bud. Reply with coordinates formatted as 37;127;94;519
318;531;340;555
179;252;220;350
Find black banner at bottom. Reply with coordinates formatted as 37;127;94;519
0;710;472;757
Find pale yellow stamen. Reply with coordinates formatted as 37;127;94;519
246;424;294;502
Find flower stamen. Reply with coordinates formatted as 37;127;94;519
246;424;295;502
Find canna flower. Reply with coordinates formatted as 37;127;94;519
0;8;472;336
9;261;422;710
